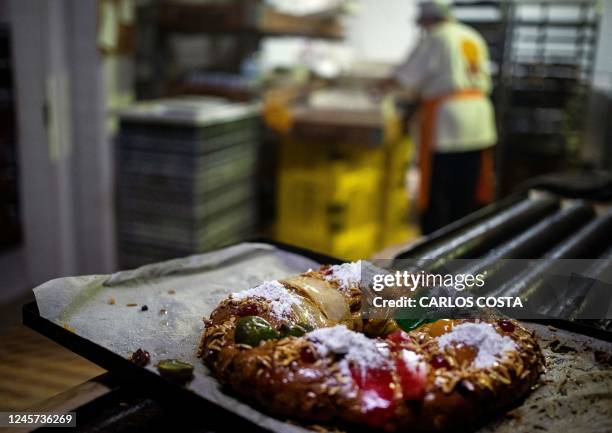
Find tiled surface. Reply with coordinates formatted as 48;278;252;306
0;247;107;411
0;325;105;411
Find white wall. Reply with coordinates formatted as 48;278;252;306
344;0;420;63
9;0;115;286
593;0;612;92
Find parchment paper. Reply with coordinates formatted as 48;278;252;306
33;243;612;433
34;243;320;433
480;324;612;433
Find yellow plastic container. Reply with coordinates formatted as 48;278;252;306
276;134;415;259
277;167;383;233
384;136;413;190
278;223;380;261
380;187;413;247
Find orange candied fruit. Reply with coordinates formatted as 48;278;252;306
425;319;455;338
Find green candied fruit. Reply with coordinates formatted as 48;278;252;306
396;318;428;332
234;316;280;347
156;359;194;382
396;315;440;332
280;322;315;338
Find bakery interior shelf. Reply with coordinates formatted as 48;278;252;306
166;80;256;103
137;1;345;100
157;2;343;39
514;19;598;28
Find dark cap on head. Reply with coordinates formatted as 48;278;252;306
417;1;452;25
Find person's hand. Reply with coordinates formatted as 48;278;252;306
369;77;398;102
381;77;399;92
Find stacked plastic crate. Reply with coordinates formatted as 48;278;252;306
116;98;260;268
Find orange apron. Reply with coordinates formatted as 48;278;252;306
417;89;495;213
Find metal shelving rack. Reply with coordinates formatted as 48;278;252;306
136;0;344;100
452;0;602;195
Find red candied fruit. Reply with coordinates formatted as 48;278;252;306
323;267;333;276
129;348;150;367
498;319;515;333
395;354;426;401
300;347;317;363
350;366;395;428
386;331;412;349
236;303;260;317
430;354;450;369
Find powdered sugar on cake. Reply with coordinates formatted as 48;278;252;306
306;325;391;372
324;261;362;290
231;281;299;319
438;323;517;368
401;349;427;375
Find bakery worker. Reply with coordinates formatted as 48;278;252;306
395;0;497;234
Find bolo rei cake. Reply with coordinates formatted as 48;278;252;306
199;262;544;432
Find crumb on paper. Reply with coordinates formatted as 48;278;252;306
548;339;577;354
504;409;523;422
62;323;75;333
168;289;176;295
156;359;194;383
107;298;116;305
309;423;346;433
159;309;168;315
129;348;151;367
594;350;612;367
141;305;148;312
127;303;138;307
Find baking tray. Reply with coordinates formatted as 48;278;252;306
119;119;259;156
23;240;612;433
22;241;341;431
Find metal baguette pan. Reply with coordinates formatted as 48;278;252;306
119;120;260;156
555;246;612;320
115;97;262;269
486;208;612;300
393;191;612;336
561;244;612;322
117;182;256;221
117;141;257;173
117;231;253;268
116;147;258;186
457;201;598;291
117;158;257;200
116;217;257;249
393;193;560;272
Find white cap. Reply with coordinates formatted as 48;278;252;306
417;1;452;24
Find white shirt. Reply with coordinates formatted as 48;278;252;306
396;20;498;153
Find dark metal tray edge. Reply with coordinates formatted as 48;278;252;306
21;239;611;432
21;240;342;432
22;301;271;432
